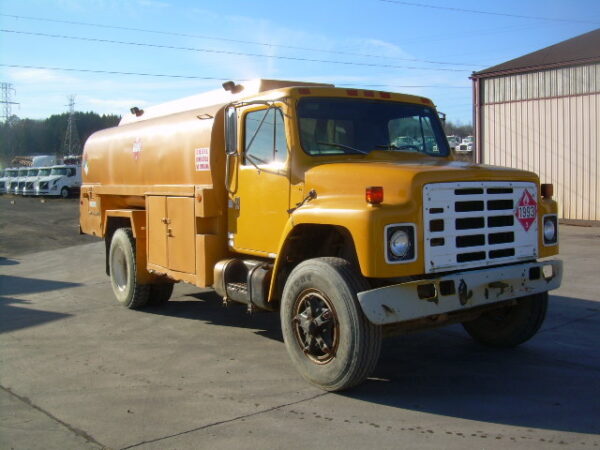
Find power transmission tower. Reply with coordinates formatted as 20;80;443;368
0;82;19;122
63;95;82;156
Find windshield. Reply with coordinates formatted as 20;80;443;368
27;169;39;176
50;167;68;176
298;98;449;157
18;168;28;176
39;168;52;176
6;170;18;177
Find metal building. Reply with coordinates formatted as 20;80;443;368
471;29;600;223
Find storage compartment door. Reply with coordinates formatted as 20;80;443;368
147;196;168;268
166;196;196;274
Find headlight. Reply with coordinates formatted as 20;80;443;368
543;215;558;245
385;224;416;263
53;179;58;185
390;230;410;258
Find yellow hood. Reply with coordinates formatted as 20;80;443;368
304;158;539;206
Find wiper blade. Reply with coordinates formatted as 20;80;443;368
317;141;368;155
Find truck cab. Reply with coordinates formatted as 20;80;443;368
80;80;562;391
22;167;41;195
12;167;29;195
0;168;17;195
36;165;81;198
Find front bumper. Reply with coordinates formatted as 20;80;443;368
358;260;562;325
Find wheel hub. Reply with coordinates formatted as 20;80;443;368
292;290;338;364
111;247;128;292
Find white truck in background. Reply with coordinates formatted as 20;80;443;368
22;167;42;195
11;167;29;195
35;165;81;198
0;168;17;194
1;155;58;196
446;135;461;149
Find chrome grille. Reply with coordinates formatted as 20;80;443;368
423;182;538;273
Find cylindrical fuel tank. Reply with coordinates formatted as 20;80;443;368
82;104;226;192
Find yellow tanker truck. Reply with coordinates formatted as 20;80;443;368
80;79;562;391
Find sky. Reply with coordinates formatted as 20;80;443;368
1;0;599;124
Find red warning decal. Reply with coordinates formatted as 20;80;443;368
132;137;142;160
195;147;210;171
515;188;537;231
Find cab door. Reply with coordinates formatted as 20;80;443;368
229;106;290;255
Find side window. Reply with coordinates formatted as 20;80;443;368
244;108;288;165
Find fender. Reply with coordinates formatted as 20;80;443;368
267;207;371;302
104;209;156;284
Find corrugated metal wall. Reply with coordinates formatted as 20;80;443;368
480;63;600;221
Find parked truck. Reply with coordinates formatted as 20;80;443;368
0;168;17;194
11;167;29;195
22;167;41;195
80;79;562;391
35;164;81;198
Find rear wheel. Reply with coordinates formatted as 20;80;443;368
109;228;149;309
462;292;548;348
281;257;381;391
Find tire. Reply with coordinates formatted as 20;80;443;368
60;187;70;198
109;228;150;309
147;283;174;306
462;292;548;348
280;257;382;391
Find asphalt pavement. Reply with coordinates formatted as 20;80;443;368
1;224;599;449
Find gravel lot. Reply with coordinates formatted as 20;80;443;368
0;196;99;258
1;194;599;450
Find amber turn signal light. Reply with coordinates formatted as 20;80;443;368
541;183;554;199
366;186;384;205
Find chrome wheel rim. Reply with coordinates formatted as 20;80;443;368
111;247;128;292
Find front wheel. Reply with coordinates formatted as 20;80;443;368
60;187;70;198
281;257;382;391
462;292;548;348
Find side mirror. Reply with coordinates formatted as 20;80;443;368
225;106;238;156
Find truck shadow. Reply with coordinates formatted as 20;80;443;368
0;257;19;266
0;296;73;334
0;275;80;333
345;294;600;435
0;274;80;296
148;290;600;434
147;290;283;342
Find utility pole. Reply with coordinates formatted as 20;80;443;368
0;82;19;122
63;95;82;156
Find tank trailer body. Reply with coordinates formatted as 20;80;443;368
81;79;562;390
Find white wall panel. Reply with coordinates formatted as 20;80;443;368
483;63;600;104
481;92;600;221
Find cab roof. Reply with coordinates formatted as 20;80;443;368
119;79;436;126
119;79;332;126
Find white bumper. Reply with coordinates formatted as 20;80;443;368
358;260;562;325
